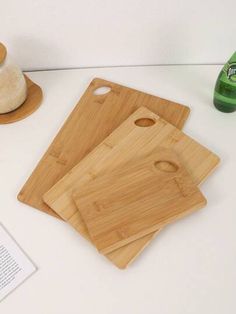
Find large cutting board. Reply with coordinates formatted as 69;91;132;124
18;78;190;218
73;149;207;254
43;107;220;268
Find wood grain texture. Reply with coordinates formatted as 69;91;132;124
106;231;160;269
73;149;207;254
0;43;7;65
0;75;43;124
18;77;190;218
43;107;220;268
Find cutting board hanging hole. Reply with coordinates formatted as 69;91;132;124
93;86;111;95
154;160;179;173
134;118;156;127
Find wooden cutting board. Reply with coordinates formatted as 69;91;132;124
18;78;190;218
73;149;207;254
43;107;220;268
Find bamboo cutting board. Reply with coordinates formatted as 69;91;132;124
73;149;207;254
18;78;190;218
43;107;220;268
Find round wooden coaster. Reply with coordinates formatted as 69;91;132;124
0;75;43;124
0;43;7;65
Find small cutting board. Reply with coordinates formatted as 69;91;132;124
18;78;190;218
73;149;207;254
43;107;220;268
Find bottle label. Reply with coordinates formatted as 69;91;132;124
223;62;236;82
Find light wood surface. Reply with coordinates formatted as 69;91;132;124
105;230;160;269
73;149;207;254
0;75;43;124
0;42;7;65
18;77;190;218
43;107;220;268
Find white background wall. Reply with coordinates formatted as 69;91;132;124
0;0;236;71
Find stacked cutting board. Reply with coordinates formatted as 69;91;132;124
18;78;220;269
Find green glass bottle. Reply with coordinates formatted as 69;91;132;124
214;52;236;112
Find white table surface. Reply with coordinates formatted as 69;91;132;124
0;65;235;314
